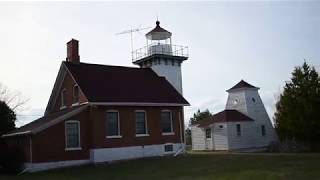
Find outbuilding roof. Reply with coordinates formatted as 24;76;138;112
196;109;254;128
65;62;189;105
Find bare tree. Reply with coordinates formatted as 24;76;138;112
0;83;28;113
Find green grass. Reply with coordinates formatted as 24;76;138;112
1;152;320;180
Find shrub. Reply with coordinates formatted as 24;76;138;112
0;144;24;174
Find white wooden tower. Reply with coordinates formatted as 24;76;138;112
225;80;278;146
132;21;188;94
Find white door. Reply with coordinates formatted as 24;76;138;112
205;128;212;150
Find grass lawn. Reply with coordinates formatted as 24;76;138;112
1;152;320;180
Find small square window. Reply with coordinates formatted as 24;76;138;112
164;144;173;152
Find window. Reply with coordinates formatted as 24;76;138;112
236;124;241;136
261;125;266;136
205;128;211;138
135;111;147;135
162;110;173;134
233;99;239;105
164;144;173;152
65;121;80;150
252;97;256;103
61;89;67;108
106;111;120;137
73;85;79;104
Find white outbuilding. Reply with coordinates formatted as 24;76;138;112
191;80;278;151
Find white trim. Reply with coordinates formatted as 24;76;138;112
90;143;183;163
135;134;150;137
60;106;67;110
2;131;31;137
106;135;122;139
65;147;82;151
72;102;80;107
89;102;189;106
162;132;175;136
161;110;174;134
135;110;148;135
106;110;121;137
65;120;81;150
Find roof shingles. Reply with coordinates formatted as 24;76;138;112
197;110;254;128
65;62;189;105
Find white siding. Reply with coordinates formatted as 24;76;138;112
226;88;278;148
191;125;205;150
91;143;183;163
149;62;183;94
212;123;228;150
226;122;257;150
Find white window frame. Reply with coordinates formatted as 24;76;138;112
106;110;122;139
161;110;174;136
60;88;67;109
164;143;174;154
72;84;80;106
135;110;149;137
65;120;81;151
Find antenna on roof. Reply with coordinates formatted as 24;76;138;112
116;26;152;53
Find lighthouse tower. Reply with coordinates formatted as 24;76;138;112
132;21;188;94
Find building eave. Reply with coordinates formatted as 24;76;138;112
89;102;190;107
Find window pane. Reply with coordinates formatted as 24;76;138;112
162;111;172;133
73;86;79;103
236;124;241;136
261;125;266;136
206;128;211;138
66;122;80;148
62;90;67;106
107;112;119;136
164;144;173;152
135;112;146;134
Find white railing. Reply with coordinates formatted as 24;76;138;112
132;43;188;62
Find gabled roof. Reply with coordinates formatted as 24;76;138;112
2;105;88;137
197;110;254;128
227;80;259;92
64;62;189;105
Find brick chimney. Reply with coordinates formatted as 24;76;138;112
66;39;80;64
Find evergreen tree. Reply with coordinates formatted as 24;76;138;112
189;109;212;125
0;100;16;136
274;62;320;147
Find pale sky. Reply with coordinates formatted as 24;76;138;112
0;1;319;127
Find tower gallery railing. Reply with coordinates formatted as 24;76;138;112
132;43;189;62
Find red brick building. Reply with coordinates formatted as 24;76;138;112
2;21;189;172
